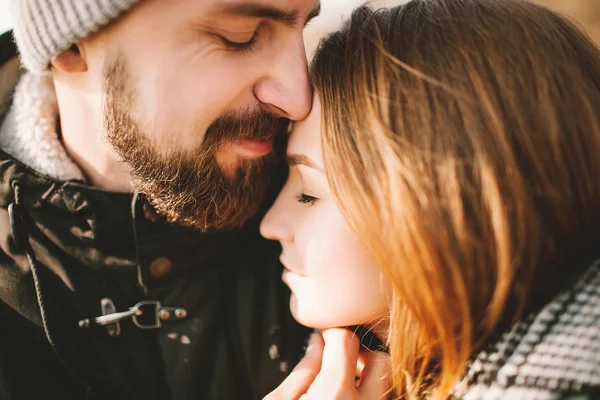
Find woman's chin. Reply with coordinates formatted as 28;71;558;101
289;294;355;330
289;294;324;329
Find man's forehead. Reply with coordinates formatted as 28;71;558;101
210;0;320;10
207;0;321;24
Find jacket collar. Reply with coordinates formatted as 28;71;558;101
0;70;86;182
0;29;85;183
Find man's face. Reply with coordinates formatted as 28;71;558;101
97;0;318;230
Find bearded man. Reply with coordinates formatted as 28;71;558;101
0;0;319;399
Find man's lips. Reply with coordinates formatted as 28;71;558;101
232;138;274;158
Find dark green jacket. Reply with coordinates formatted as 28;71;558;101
0;30;309;400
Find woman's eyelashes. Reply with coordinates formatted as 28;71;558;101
296;193;319;207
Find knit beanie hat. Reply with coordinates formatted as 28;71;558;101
11;0;142;74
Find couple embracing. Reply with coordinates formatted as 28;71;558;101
1;0;600;399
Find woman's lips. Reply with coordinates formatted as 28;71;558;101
282;268;304;285
280;257;305;282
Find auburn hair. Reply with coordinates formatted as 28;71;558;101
310;0;600;398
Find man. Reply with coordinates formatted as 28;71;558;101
0;0;319;399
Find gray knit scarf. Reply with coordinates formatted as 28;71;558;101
451;261;600;400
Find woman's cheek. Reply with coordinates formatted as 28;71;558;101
298;205;335;270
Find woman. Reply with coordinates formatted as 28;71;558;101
261;0;600;399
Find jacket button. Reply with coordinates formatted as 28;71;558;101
149;257;172;278
143;202;162;223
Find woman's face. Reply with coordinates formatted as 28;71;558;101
260;96;391;331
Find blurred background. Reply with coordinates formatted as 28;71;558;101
0;0;599;55
0;0;10;33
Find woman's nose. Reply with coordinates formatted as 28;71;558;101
260;192;294;242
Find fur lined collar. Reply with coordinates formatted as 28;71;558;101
0;71;85;182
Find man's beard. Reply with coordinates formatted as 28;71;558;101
102;54;280;231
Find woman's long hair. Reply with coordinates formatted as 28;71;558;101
310;0;600;398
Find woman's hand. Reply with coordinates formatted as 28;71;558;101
264;328;390;400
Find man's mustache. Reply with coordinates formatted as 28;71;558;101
205;109;283;144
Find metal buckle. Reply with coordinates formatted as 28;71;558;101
79;299;187;337
131;301;162;329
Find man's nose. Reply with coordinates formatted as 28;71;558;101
254;42;312;121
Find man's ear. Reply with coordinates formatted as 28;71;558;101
51;44;88;73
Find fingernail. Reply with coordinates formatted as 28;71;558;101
305;333;319;355
302;332;315;353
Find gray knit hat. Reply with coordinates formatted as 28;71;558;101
12;0;142;73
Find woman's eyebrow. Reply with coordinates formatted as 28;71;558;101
286;154;323;172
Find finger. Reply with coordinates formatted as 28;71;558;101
357;351;391;399
316;328;361;386
264;334;325;400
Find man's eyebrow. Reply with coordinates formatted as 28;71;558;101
216;2;322;28
286;154;322;172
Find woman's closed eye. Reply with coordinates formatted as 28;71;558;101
296;193;319;207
